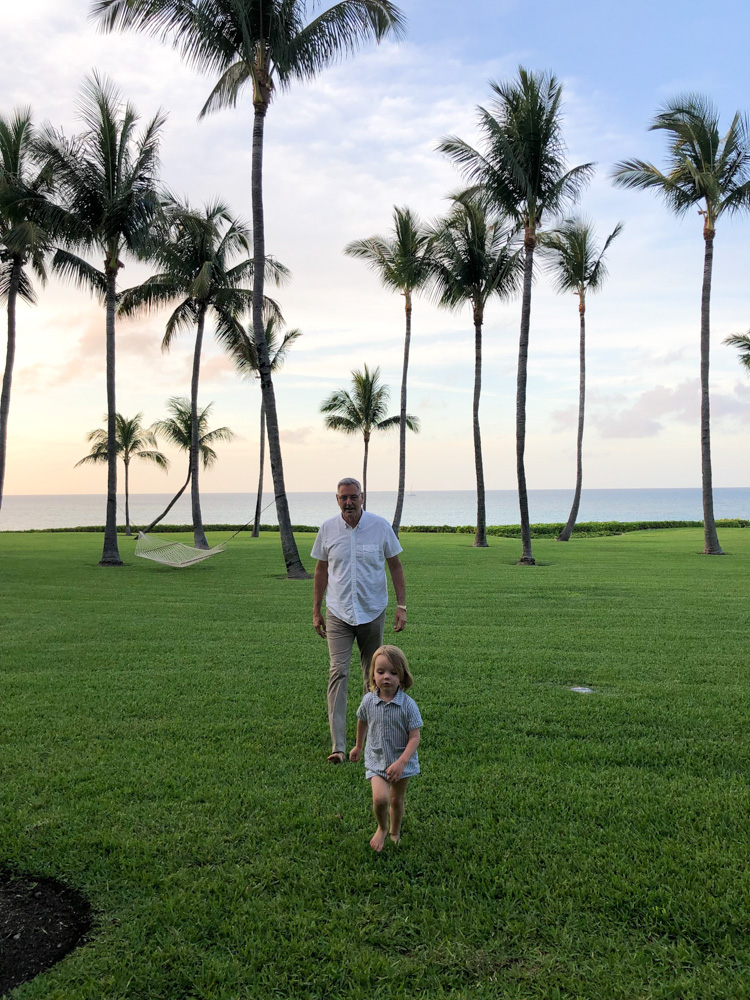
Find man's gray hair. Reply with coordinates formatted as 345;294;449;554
337;477;362;493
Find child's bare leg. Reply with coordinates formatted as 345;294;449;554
369;776;390;852
389;777;410;843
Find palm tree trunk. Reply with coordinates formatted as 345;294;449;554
700;229;723;555
0;258;22;510
391;293;412;535
100;263;122;566
362;431;370;508
516;232;536;565
250;101;309;579
124;459;131;536
190;307;209;549
473;305;487;547
252;400;266;538
143;466;191;533
558;295;586;542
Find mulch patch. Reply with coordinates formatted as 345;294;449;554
0;870;91;996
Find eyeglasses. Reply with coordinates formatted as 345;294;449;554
337;494;361;502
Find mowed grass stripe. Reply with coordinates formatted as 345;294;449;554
1;527;749;999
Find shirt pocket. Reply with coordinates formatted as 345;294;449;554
356;543;381;565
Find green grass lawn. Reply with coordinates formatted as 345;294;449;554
1;527;749;999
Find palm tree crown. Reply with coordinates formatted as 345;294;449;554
541;217;623;298
92;0;407;116
723;332;750;374
438;68;594;234
612;95;750;235
119;197;286;347
153;396;234;467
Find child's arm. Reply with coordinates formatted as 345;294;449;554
349;719;368;762
385;728;421;783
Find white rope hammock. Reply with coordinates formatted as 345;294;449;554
135;532;226;568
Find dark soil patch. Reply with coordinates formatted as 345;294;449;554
0;870;91;996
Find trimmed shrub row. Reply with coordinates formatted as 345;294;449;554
11;518;749;537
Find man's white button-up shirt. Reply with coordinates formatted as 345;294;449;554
311;510;402;625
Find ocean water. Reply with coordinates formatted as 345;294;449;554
1;488;749;532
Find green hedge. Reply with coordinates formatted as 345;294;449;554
11;517;749;537
400;518;750;538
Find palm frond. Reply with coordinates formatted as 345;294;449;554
51;249;107;299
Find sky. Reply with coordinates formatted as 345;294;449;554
2;0;750;498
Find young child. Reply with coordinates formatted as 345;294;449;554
349;644;422;852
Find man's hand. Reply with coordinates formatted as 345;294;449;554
313;611;327;638
393;607;406;632
386;758;405;783
349;745;362;762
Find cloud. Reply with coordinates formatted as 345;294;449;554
555;378;750;439
281;426;316;446
15;311;170;391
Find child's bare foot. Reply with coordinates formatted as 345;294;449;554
369;827;387;852
389;833;401;845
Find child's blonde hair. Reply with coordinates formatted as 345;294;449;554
368;644;414;692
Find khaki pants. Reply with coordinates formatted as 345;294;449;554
326;609;386;754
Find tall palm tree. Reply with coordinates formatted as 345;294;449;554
613;96;750;556
438;68;594;564
145;396;234;533
118;197;287;549
428;193;522;547
320;363;418;504
0;108;53;510
36;72;165;566
75;412;169;535
723;332;750;374
541;217;622;542
92;0;406;579
230;315;301;537
344;205;433;534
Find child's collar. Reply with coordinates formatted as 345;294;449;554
375;686;405;705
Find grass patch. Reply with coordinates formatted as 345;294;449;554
1;527;749;998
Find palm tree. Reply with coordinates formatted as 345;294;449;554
0;108;53;510
320;363;418;504
344;205;433;534
118;197;287;549
541;217;622;542
230;315;301;537
723;332;750;374
438;68;594;564
92;0;406;579
145;396;234;533
36;72;165;566
75;412;169;535
428;192;522;547
612;95;750;556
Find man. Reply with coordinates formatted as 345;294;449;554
312;477;407;763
